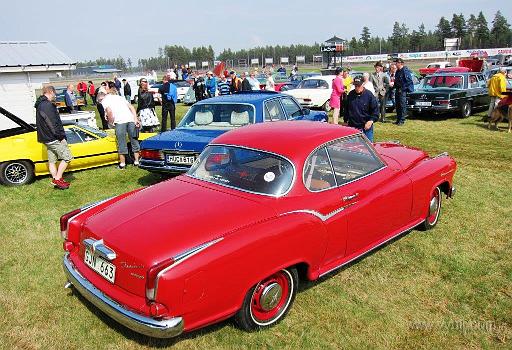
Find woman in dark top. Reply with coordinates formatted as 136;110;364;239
136;79;159;132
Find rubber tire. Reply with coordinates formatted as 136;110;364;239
0;160;35;186
419;187;442;231
323;100;332;112
235;268;298;331
460;101;472;118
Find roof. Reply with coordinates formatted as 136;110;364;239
0;41;75;69
195;91;283;105
212;121;359;162
325;35;344;43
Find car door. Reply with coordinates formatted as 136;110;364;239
324;135;413;257
66;127;116;170
263;98;287;121
302;146;348;266
476;74;490;107
280;96;304;120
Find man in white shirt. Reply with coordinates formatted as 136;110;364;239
98;92;141;169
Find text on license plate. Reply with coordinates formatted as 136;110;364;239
415;101;431;106
84;249;116;283
166;155;195;165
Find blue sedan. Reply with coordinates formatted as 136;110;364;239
139;91;328;173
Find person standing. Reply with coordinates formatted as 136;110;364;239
370;61;391;122
265;72;275;91
362;72;376;96
35;86;73;189
487;67;507;120
341;68;353;115
136;78;159;132
217;74;231;95
393;58;414;126
229;71;242;93
193;76;207;102
96;82;109;130
247;71;261;91
158;75;178;131
64;84;78;113
387;63;397;113
122;79;132;103
113;76;122;95
343;76;379;142
241;72;252;91
98;91;140;169
205;71;217;98
88;81;96;105
330;67;344;125
77;81;88;106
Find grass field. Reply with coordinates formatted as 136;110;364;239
0;103;511;349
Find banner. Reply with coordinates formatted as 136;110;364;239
280;57;289;64
250;58;259;65
265;58;273;64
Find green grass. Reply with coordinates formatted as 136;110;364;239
0;105;511;349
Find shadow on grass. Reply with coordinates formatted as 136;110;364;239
136;172;178;187
297;228;416;293
68;290;237;347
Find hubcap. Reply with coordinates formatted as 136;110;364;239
259;283;282;311
427;188;441;224
5;163;28;184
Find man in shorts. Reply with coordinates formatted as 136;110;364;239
35;86;73;189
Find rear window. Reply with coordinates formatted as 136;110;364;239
297;79;329;89
420;75;464;89
188;145;294;196
178;103;255;129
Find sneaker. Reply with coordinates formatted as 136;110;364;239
60;178;70;187
133;161;140;167
117;164;126;170
52;178;69;190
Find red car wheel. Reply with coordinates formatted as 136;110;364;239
236;268;298;330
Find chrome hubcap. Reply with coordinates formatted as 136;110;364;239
5;163;28;184
429;196;439;216
259;282;282;311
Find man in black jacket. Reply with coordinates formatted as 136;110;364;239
35;86;73;189
344;77;379;142
122;79;132;103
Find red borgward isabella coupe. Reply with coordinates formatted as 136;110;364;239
61;121;456;338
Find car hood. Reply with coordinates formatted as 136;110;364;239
140;128;228;152
82;177;276;265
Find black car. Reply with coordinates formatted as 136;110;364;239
407;71;490;118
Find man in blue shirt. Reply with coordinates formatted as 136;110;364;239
158;75;178;131
344;76;379;142
393;58;414;126
205;71;217;98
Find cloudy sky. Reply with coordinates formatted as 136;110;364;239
1;0;510;62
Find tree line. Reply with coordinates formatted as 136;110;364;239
78;10;511;71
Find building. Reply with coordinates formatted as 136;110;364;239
0;41;75;129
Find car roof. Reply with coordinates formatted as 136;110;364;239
211;121;359;161
303;75;336;81
195;91;286;105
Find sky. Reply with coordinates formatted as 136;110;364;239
1;0;511;63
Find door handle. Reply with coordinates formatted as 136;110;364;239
342;193;359;201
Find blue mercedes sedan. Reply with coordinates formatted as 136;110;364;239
139;91;328;173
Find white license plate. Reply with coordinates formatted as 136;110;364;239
415;101;431;106
166;155;195;165
84;249;116;283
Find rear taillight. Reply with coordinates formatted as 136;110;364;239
140;149;164;160
437;100;450;105
60;208;81;239
146;258;175;300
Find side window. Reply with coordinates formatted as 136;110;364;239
477;74;487;88
65;129;83;144
326;135;384;185
74;128;97;142
319;80;329;89
264;99;286;121
303;147;336;191
469;75;478;88
281;97;302;118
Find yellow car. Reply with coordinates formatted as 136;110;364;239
0;106;154;186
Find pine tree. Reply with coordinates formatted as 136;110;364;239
475;11;490;48
361;26;371;53
490;10;511;47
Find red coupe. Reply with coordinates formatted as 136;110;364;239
61;121;456;338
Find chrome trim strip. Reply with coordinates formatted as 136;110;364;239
441;169;455;177
280;202;356;222
432;152;449;159
153;237;224;299
63;254;184;338
186;144;297;198
319;220;422;277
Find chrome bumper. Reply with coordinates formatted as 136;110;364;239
139;159;190;174
63;253;184;338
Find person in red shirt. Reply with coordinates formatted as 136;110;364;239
77;81;88;106
87;81;96;105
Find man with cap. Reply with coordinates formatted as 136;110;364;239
344;76;379;142
205;71;217;98
393;58;414;125
370;61;390;122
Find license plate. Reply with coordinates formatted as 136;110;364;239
84;248;116;283
415;101;431;106
166;154;195;165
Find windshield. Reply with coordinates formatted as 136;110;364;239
188;145;294;196
297;79;329;89
173;81;190;88
420;75;465;89
178;103;255;129
77;124;108;138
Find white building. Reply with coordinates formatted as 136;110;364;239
0;41;75;130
